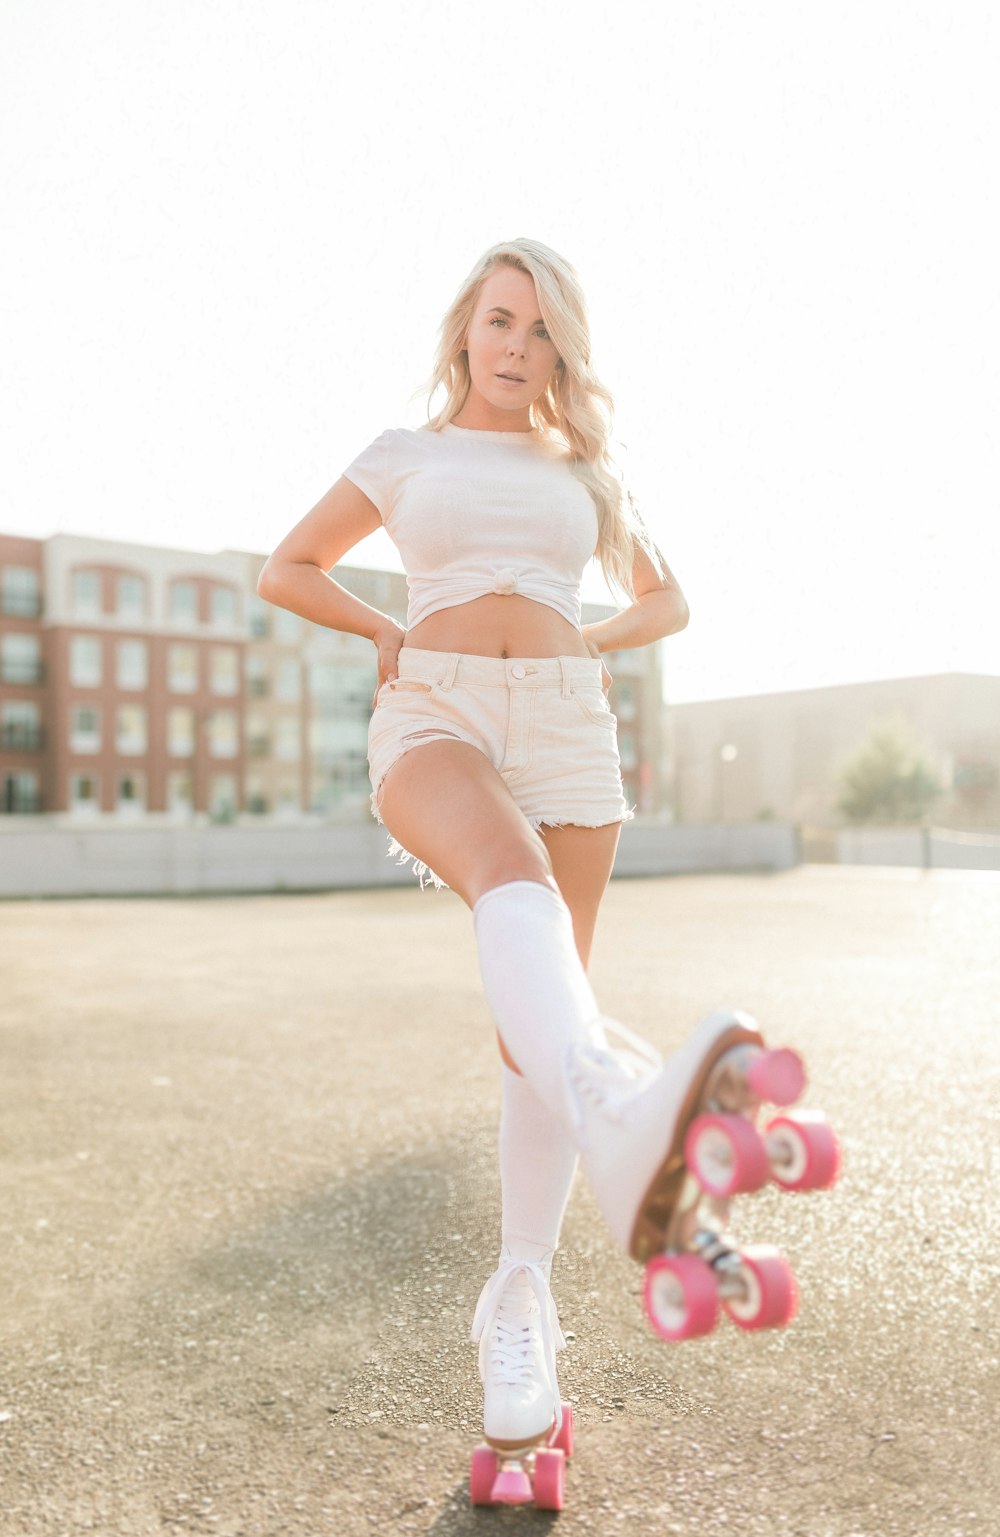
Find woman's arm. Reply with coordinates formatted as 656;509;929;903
581;540;690;656
257;477;407;685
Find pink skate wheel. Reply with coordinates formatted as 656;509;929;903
747;1047;807;1107
685;1112;770;1196
550;1402;574;1458
469;1446;499;1505
723;1244;798;1331
765;1111;842;1191
533;1448;566;1511
490;1463;534;1505
644;1253;719;1341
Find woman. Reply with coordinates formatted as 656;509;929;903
258;238;768;1468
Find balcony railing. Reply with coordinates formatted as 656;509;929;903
0;592;42;619
0;725;45;752
2;791;41;814
0;662;45;686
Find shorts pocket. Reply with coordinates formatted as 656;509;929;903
387;678;435;693
571;687;618;729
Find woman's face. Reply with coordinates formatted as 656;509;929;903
463;266;561;420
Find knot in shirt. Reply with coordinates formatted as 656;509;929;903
493;567;519;596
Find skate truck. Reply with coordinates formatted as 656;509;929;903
470;1403;574;1511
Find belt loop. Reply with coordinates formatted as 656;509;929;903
559;656;572;698
439;652;461;692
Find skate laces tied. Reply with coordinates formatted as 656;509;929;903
470;1258;566;1433
566;1017;663;1146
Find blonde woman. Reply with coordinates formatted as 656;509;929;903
259;239;771;1483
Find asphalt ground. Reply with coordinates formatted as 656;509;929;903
1;867;998;1537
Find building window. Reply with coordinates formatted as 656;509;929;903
69;634;101;687
117;773;145;815
70;773;100;815
247;594;269;638
275;717;301;762
168;707;195;757
167;771;193;816
211;585;238;627
246;656;269;697
247;717;270;758
168;643;198;693
116;639;148;691
70;705;101;754
210;646;239;696
3;771;40;814
117;705;148;755
72;569;102;617
246;777;268;815
614;681;637;721
117;574;147;620
169;580;198;624
208;711;238;759
277;784;300;816
609;647;645;676
210;774;238;820
1;565;40;618
276;659;301;702
1;632;43;686
1;700;42;751
275;609;301;643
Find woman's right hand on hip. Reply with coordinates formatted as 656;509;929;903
371;620;407;704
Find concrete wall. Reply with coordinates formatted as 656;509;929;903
0;818;801;899
836;826;1000;871
4;817;994;899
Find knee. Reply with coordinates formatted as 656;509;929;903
472;831;555;904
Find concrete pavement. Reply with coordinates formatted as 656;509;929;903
1;867;997;1536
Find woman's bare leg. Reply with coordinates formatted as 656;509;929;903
376;739;555;906
540;822;621;967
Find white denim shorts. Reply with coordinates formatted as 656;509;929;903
367;648;633;882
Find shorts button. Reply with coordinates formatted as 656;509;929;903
510;663;526;680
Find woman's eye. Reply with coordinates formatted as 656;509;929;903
489;316;508;327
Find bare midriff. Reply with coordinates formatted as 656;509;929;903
402;593;593;661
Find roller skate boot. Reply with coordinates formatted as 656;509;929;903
565;1009;840;1342
635;1009;840;1342
468;1249;574;1509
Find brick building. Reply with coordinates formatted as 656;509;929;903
0;532;665;821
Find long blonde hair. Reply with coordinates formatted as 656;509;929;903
421;238;664;600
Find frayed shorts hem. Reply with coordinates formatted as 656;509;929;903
371;802;635;891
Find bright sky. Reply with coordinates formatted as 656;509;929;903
2;1;997;702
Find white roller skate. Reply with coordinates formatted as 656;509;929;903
468;1250;574;1509
565;1008;840;1342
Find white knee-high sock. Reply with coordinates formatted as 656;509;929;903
499;1065;579;1263
473;880;603;1131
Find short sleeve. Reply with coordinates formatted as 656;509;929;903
341;429;396;521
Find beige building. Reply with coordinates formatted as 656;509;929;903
667;672;1000;828
1;530;665;821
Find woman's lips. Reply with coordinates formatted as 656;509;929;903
497;373;526;383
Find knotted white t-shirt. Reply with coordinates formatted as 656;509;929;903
341;422;599;630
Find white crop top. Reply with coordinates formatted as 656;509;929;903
341;422;599;630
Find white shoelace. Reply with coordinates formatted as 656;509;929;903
470;1257;566;1434
565;1017;663;1144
